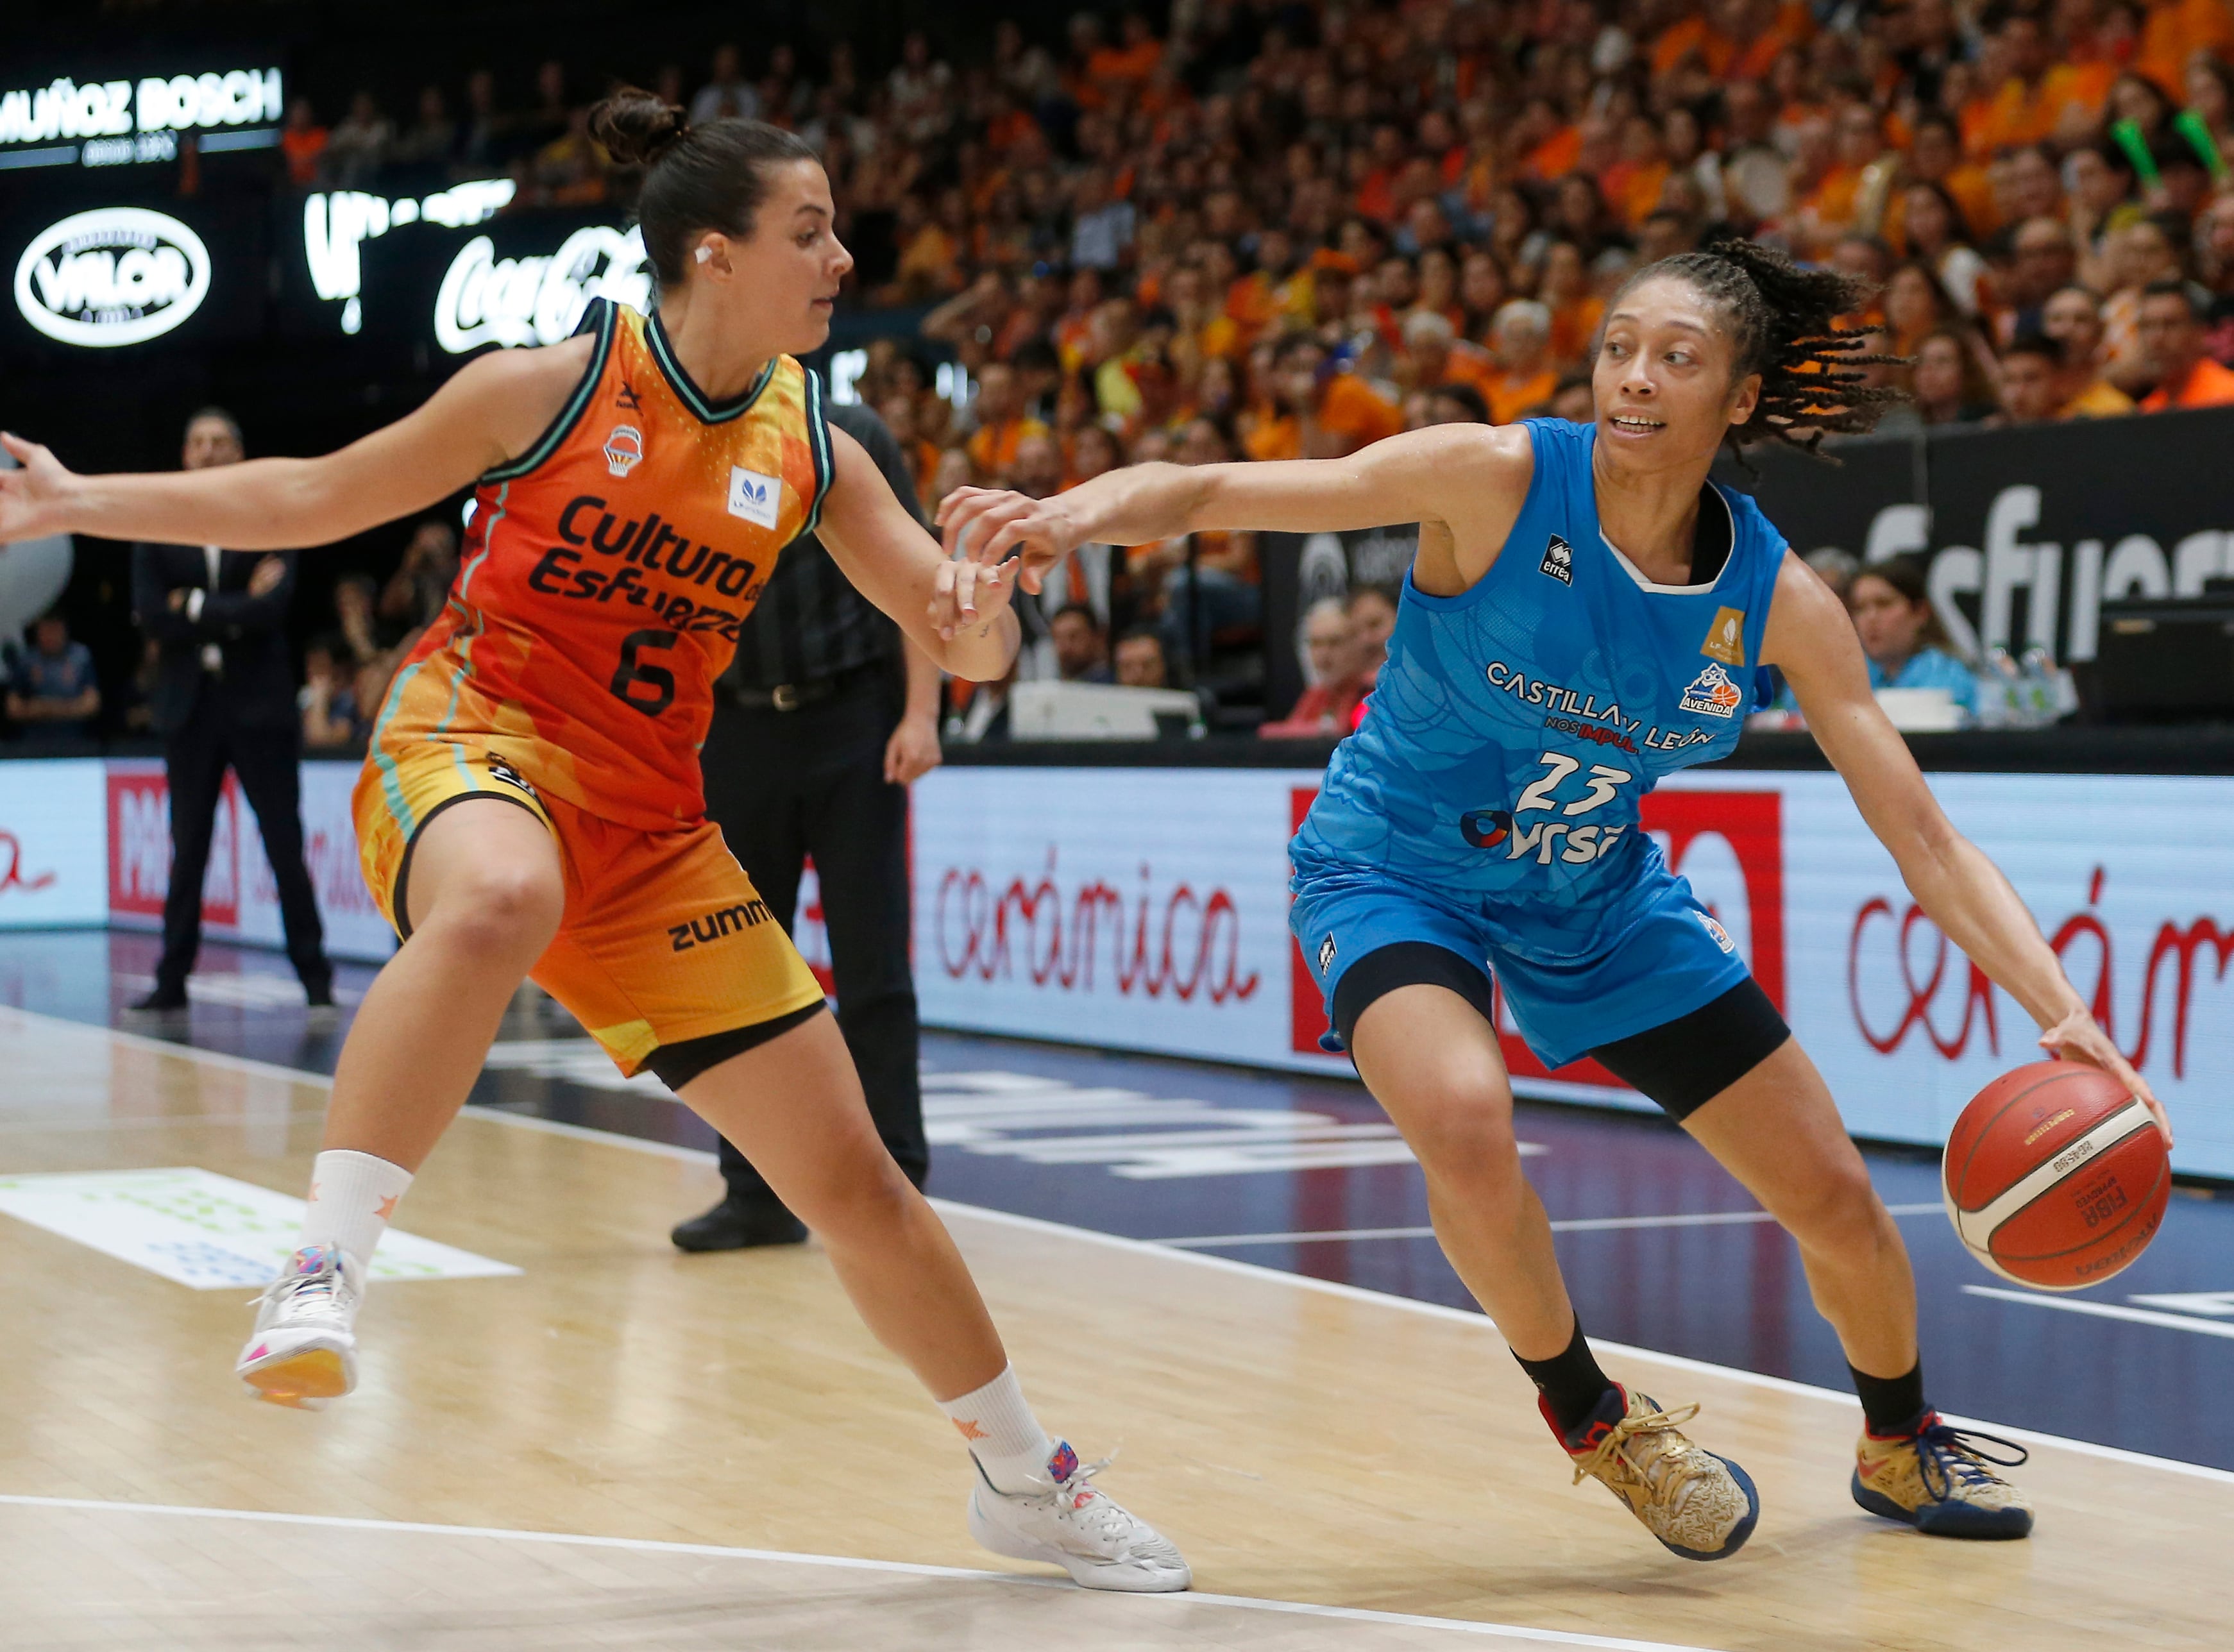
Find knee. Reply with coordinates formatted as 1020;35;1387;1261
789;1142;918;1241
1401;1083;1524;1187
1780;1158;1888;1252
418;863;563;963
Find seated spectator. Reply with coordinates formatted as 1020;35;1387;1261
1425;382;1491;426
944;659;1015;743
1260;598;1369;738
1346;584;1399;680
1548;374;1595;424
322;91;391;188
381;519;459;632
1151;417;1261;668
1245;337;1403;460
280;97;328;187
1847;559;1977;718
1048;604;1112;684
4;611;101;743
964;363;1049;480
1991;335;2065;425
389;86;457;187
334;571;385;663
1910;328;1997;425
1113;627;1171;689
299;634;362;752
690;44;759;125
2040;285;2137;417
1482;301;1559;425
2136;282;2234;410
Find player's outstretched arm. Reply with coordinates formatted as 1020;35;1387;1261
817;425;1019;682
936;423;1528;592
1765;553;2170;1141
0;340;587;552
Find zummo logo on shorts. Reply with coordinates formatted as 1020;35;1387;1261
15;208;210;346
668;898;773;952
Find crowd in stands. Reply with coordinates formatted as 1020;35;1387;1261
18;1;2234;741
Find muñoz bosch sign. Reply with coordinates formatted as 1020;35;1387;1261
13;207;210;346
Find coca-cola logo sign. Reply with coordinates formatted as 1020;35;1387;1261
434;226;650;355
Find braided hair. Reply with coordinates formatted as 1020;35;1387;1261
1611;238;1906;461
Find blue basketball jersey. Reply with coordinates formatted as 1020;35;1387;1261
1293;417;1789;965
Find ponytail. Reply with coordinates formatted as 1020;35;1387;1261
588;87;820;285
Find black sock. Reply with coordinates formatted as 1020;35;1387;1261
1849;1361;1927;1435
1515;1316;1615;1435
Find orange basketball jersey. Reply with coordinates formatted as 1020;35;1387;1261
372;298;832;830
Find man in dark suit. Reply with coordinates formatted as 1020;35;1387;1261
672;400;941;1251
128;407;332;1013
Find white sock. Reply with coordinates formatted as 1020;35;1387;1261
938;1365;1057;1493
298;1150;414;1267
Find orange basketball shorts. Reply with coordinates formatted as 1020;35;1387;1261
353;738;825;1081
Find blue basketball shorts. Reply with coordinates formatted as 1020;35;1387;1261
1289;856;1754;1073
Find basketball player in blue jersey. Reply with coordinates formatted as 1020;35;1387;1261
940;240;2171;1560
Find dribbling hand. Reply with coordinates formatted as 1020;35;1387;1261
2038;1006;2172;1147
935;486;1076;594
0;434;78;544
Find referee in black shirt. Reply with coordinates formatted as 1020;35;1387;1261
672;400;944;1251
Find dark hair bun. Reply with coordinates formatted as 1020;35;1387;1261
589;87;689;167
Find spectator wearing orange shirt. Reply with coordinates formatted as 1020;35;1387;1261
963;364;1051;480
2041;284;2139;417
2136;282;2234;409
280;97;328;187
1398;310;1498;402
1884;115;1997;248
1481;299;1559;425
1540;242;1606;371
1244;337;1405;460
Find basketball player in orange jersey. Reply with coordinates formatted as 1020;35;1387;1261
0;91;1189;1594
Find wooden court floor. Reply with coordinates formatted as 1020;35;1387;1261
0;1004;2226;1651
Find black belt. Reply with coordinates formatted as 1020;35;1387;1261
725;657;892;712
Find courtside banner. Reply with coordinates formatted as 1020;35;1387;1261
104;757;393;963
913;765;2234;1179
0;758;107;927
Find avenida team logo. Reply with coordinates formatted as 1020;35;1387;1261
15;207;211;347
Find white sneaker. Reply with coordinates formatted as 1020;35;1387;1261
236;1244;362;1408
966;1442;1192;1592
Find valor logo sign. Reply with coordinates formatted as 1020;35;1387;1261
14;207;210;347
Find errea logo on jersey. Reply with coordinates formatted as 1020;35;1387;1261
727;465;783;529
1538;533;1573;585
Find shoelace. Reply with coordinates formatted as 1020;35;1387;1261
248;1260;349;1317
1017;1453;1130;1537
1570;1401;1704;1507
1910;1417;2029;1503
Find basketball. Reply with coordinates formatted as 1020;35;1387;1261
1942;1061;2169;1290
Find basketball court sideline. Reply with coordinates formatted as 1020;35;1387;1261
1;986;2230;1651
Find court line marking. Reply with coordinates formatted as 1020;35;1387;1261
0;1493;1723;1651
13;1007;2232;1489
1156;1204;1948;1249
1963;1285;2234;1341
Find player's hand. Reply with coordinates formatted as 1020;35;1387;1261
883;711;942;786
0;433;81;544
927;550;1018;641
935;486;1074;594
248;555;287;597
2039;1007;2172;1147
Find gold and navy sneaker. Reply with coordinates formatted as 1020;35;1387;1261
1852;1410;2033;1539
1548;1384;1760;1560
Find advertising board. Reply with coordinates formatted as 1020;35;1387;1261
911;765;2234;1179
0;759;108;929
104;759;393;963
